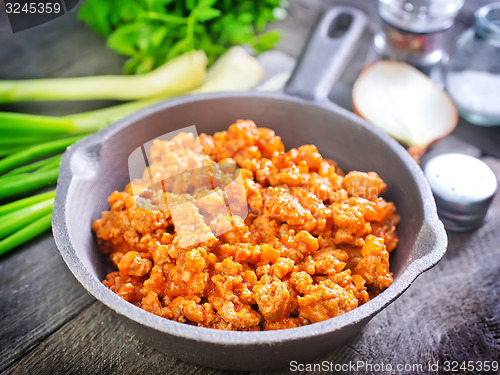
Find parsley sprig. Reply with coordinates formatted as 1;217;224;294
78;0;286;74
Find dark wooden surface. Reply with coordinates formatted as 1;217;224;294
1;1;499;374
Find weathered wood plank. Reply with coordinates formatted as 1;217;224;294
0;235;95;372
5;302;245;375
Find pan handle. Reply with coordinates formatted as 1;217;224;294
284;6;367;102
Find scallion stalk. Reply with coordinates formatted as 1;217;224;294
0;51;207;103
0;213;52;256
0;112;81;137
36;155;62;172
0;167;59;200
0;135;84;175
0;135;54;146
0;198;54;239
0;98;159;140
0;145;28;157
0;190;55;216
4;154;62;176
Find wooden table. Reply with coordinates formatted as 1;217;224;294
1;1;499;374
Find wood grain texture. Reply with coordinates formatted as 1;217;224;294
1;1;499;374
0;236;94;372
6;302;235;375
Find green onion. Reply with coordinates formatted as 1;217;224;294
0;145;28;157
0;212;52;256
0;135;83;175
0;112;83;137
0;198;54;239
0;167;59;200
4;155;62;176
0;135;54;146
0;190;55;216
0;98;159;139
36;155;62;172
0;51;206;103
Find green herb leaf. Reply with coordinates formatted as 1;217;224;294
78;0;287;74
195;8;221;22
77;0;112;35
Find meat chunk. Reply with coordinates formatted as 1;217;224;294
254;277;297;322
342;171;387;200
355;235;393;290
298;279;358;323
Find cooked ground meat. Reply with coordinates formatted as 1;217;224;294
92;120;399;331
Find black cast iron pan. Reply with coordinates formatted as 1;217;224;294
53;7;447;370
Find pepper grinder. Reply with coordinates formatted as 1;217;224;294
374;0;464;67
